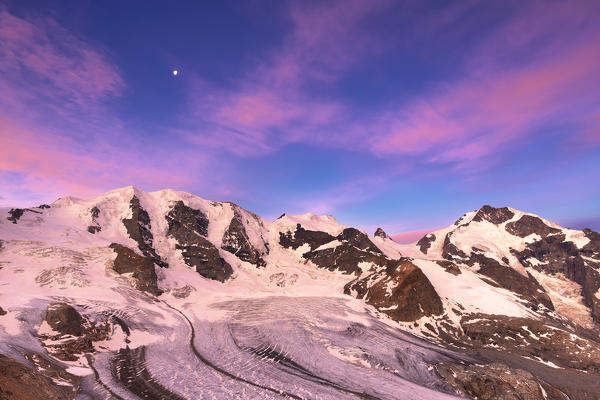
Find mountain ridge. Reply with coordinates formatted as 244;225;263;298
1;186;599;399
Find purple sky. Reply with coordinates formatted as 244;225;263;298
0;0;599;240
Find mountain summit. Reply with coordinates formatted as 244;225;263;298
1;188;599;399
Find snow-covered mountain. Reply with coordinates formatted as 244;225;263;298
1;187;599;399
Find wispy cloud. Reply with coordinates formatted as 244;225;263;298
0;9;228;205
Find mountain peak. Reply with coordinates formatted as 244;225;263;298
374;227;390;239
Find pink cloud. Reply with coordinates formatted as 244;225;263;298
0;9;124;104
179;1;389;156
369;15;600;167
391;229;437;244
0;116;197;203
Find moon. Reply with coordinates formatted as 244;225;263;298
172;70;178;76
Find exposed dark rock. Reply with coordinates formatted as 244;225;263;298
436;361;566;400
513;233;600;321
40;307;111;361
165;203;232;282
279;223;335;251
45;303;84;336
87;206;101;234
505;215;561;238
87;226;101;234
440;231;553;311
90;206;100;220
337;228;382;254
417;233;436;254
458;314;600;372
582;228;600;256
305;243;388;275
277;213;287;219
469;252;553;311
122;195;167;268
0;354;76;400
166;201;209;237
374;227;390;239
0;307;6;315
344;259;444;321
37;204;51;209
441;233;469;260
472;205;515;225
436;260;461;275
7;208;24;223
170;285;195;299
222;211;266;267
109;243;162;295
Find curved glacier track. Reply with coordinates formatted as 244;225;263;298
90;296;469;399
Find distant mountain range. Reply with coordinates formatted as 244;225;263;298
0;186;599;399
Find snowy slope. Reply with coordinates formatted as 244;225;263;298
0;189;599;399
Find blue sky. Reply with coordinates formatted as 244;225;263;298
0;0;599;239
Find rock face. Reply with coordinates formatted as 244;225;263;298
165;201;233;282
440;231;554;312
279;223;335;251
109;243;162;295
283;226;386;275
122;196;167;268
221;210;266;267
436;362;566;400
6;208;42;224
417;233;435;254
374;227;390;239
456;314;600;372
0;354;76;400
166;200;209;237
87;206;101;234
470;251;553;311
513;232;600;322
41;303;111;361
505;215;561;238
45;303;84;336
345;259;444;321
471;205;515;225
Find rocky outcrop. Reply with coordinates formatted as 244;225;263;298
436;362;565;400
45;303;84;336
513;232;600;321
440;231;554;311
294;227;385;275
458;314;600;372
122;195;167;268
506;215;561;238
0;306;7;315
344;259;444;321
305;244;386;274
374;227;390;239
87;206;101;234
166;201;209;237
0;354;77;400
279;223;335;250
441;233;469;260
165;202;233;282
338;228;382;254
222;211;266;267
470;251;553;311
417;233;435;254
436;260;461;275
472;205;515;225
109;243;162;295
41;303;111;361
6;208;42;224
